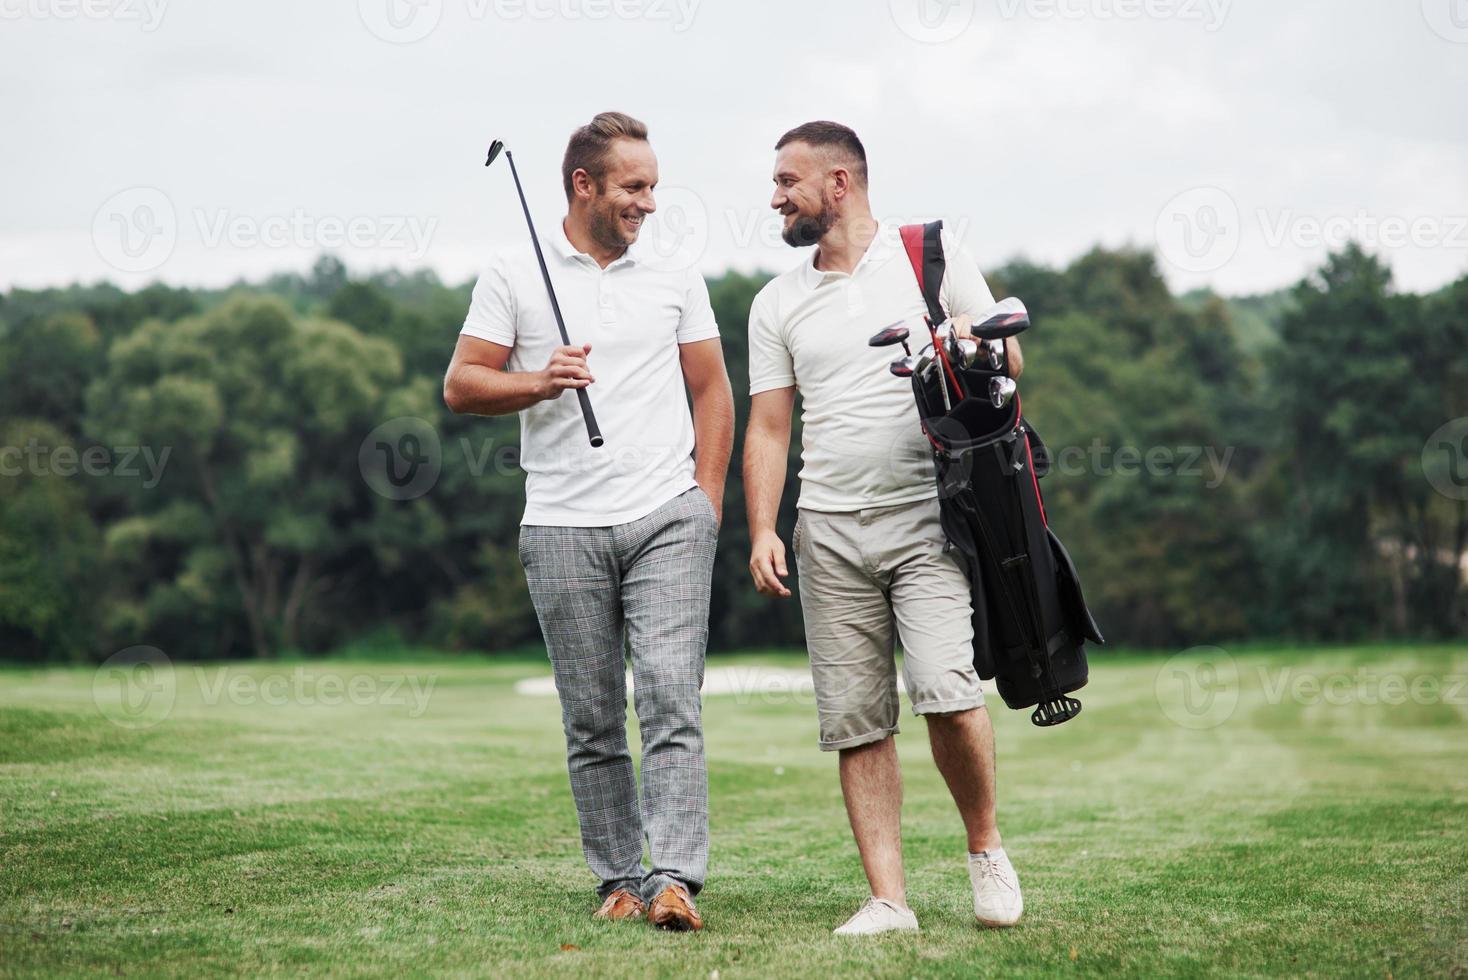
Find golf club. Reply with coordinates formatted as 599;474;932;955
915;343;952;413
485;139;604;448
982;338;1005;371
869;322;913;356
972;297;1030;340
990;376;1018;408
890;355;915;378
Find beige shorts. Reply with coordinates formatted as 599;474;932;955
793;496;983;751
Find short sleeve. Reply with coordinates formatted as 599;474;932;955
461;256;517;347
747;289;795;395
938;228;997;319
676;272;721;345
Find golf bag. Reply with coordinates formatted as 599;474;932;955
899;221;1103;726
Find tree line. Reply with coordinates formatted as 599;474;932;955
1;245;1464;662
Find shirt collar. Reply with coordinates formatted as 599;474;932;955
800;222;890;288
551;219;638;269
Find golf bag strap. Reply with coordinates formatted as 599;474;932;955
900;221;946;325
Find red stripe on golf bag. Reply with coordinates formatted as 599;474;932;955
901;223;926;297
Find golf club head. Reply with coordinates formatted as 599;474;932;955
915;345;936;377
869;323;910;348
974;297;1030;339
484;140;505;168
982;338;1005;371
953;338;980;369
889;355;915;378
989;376;1018;408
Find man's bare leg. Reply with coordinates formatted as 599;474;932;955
925;707;1002;853
838;736;907;904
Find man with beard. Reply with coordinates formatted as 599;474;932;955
742;121;1025;935
444;111;734;931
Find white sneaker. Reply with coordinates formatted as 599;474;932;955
969;848;1023;927
833;897;920;936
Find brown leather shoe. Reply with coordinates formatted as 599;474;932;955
592;888;645;922
648;884;703;931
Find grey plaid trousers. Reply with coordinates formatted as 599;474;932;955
518;486;717;902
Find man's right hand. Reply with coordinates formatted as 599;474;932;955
749;530;791;598
538;343;594;400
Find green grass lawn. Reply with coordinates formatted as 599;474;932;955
1;645;1464;978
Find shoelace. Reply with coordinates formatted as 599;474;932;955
972;855;1018;895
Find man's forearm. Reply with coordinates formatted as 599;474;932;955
743;426;789;535
691;383;735;499
444;364;545;416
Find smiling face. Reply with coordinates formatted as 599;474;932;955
579;138;658;252
770;141;837;248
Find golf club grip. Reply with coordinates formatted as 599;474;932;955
573;386;603;446
504;150;604;448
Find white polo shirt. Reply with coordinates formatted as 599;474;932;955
748;224;996;512
462;223;719;527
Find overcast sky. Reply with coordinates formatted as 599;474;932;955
2;0;1465;297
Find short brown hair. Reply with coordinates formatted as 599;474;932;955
775;121;868;187
561;111;649;201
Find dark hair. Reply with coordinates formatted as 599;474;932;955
562;111;649;201
775;121;868;187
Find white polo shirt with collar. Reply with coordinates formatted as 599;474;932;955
462;222;720;527
747;223;996;513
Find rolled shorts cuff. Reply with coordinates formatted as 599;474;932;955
818;724;899;753
911;692;985;716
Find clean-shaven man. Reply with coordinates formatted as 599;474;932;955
743;121;1025;935
445;111;734;931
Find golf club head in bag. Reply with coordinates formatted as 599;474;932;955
868;323;912;349
973;297;1030;340
890;356;915;378
990;376;1018;408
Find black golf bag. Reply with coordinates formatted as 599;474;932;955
899;221;1104;726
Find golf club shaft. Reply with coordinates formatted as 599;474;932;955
504;150;604;448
